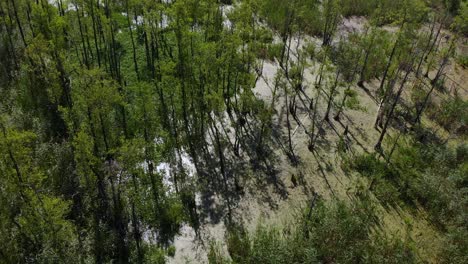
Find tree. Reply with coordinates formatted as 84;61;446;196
0;122;80;262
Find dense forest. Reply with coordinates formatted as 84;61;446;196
0;0;467;263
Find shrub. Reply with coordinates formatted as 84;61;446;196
348;154;394;179
349;139;468;261
456;54;468;68
167;245;176;257
226;225;251;263
144;246;166;264
340;0;379;17
345;89;366;111
208;242;231;264
372;178;402;206
223;200;416;263
265;43;284;61
429;96;468;134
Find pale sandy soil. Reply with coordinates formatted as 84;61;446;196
168;18;468;264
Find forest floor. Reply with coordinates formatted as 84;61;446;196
168;17;468;264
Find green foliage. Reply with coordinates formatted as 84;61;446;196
332;36;362;81
208;242;231;264
257;0;322;36
348;138;468;261
336;136;347;155
167;245;176;257
345;89;365;111
340;0;379;17
440;224;468;263
356;28;393;82
144;246;166;264
303;42;316;59
220;200;415;264
346;154;393;178
371;0;429;26
456;53;468;68
0;127;80;263
0;0;466;262
452;1;468;35
345;154;402;204
265;43;284;61
445;0;463;14
226;225;252;263
428;95;468;134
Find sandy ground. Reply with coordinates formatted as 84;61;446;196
168;17;468;264
169;31;378;264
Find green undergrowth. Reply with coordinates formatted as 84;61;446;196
209;199;416;264
427;95;468;136
344;136;468;263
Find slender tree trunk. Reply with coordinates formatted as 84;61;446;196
415;18;439;77
90;0;102;67
431;43;453;86
324;70;340;121
358;29;374;87
75;2;90;68
9;0;27;47
375;67;412;152
378;33;400;95
414;43;453;124
374;67;402;129
209;115;232;223
126;0;139;80
284;82;296;163
175;19;201;177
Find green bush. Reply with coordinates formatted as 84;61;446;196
266;43;284;61
340;0;379;17
226;225;251;263
373;178;402;205
429;96;468;134
144;246;166;264
219;200;416;264
445;0;463;15
345;89;366;111
347;154;394;179
348;140;468;261
167;245;176;257
456;54;468;68
208;242;231;264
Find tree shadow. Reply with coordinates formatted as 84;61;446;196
310;148;336;197
358;82;378;103
335;118;370;153
192;116;289;227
